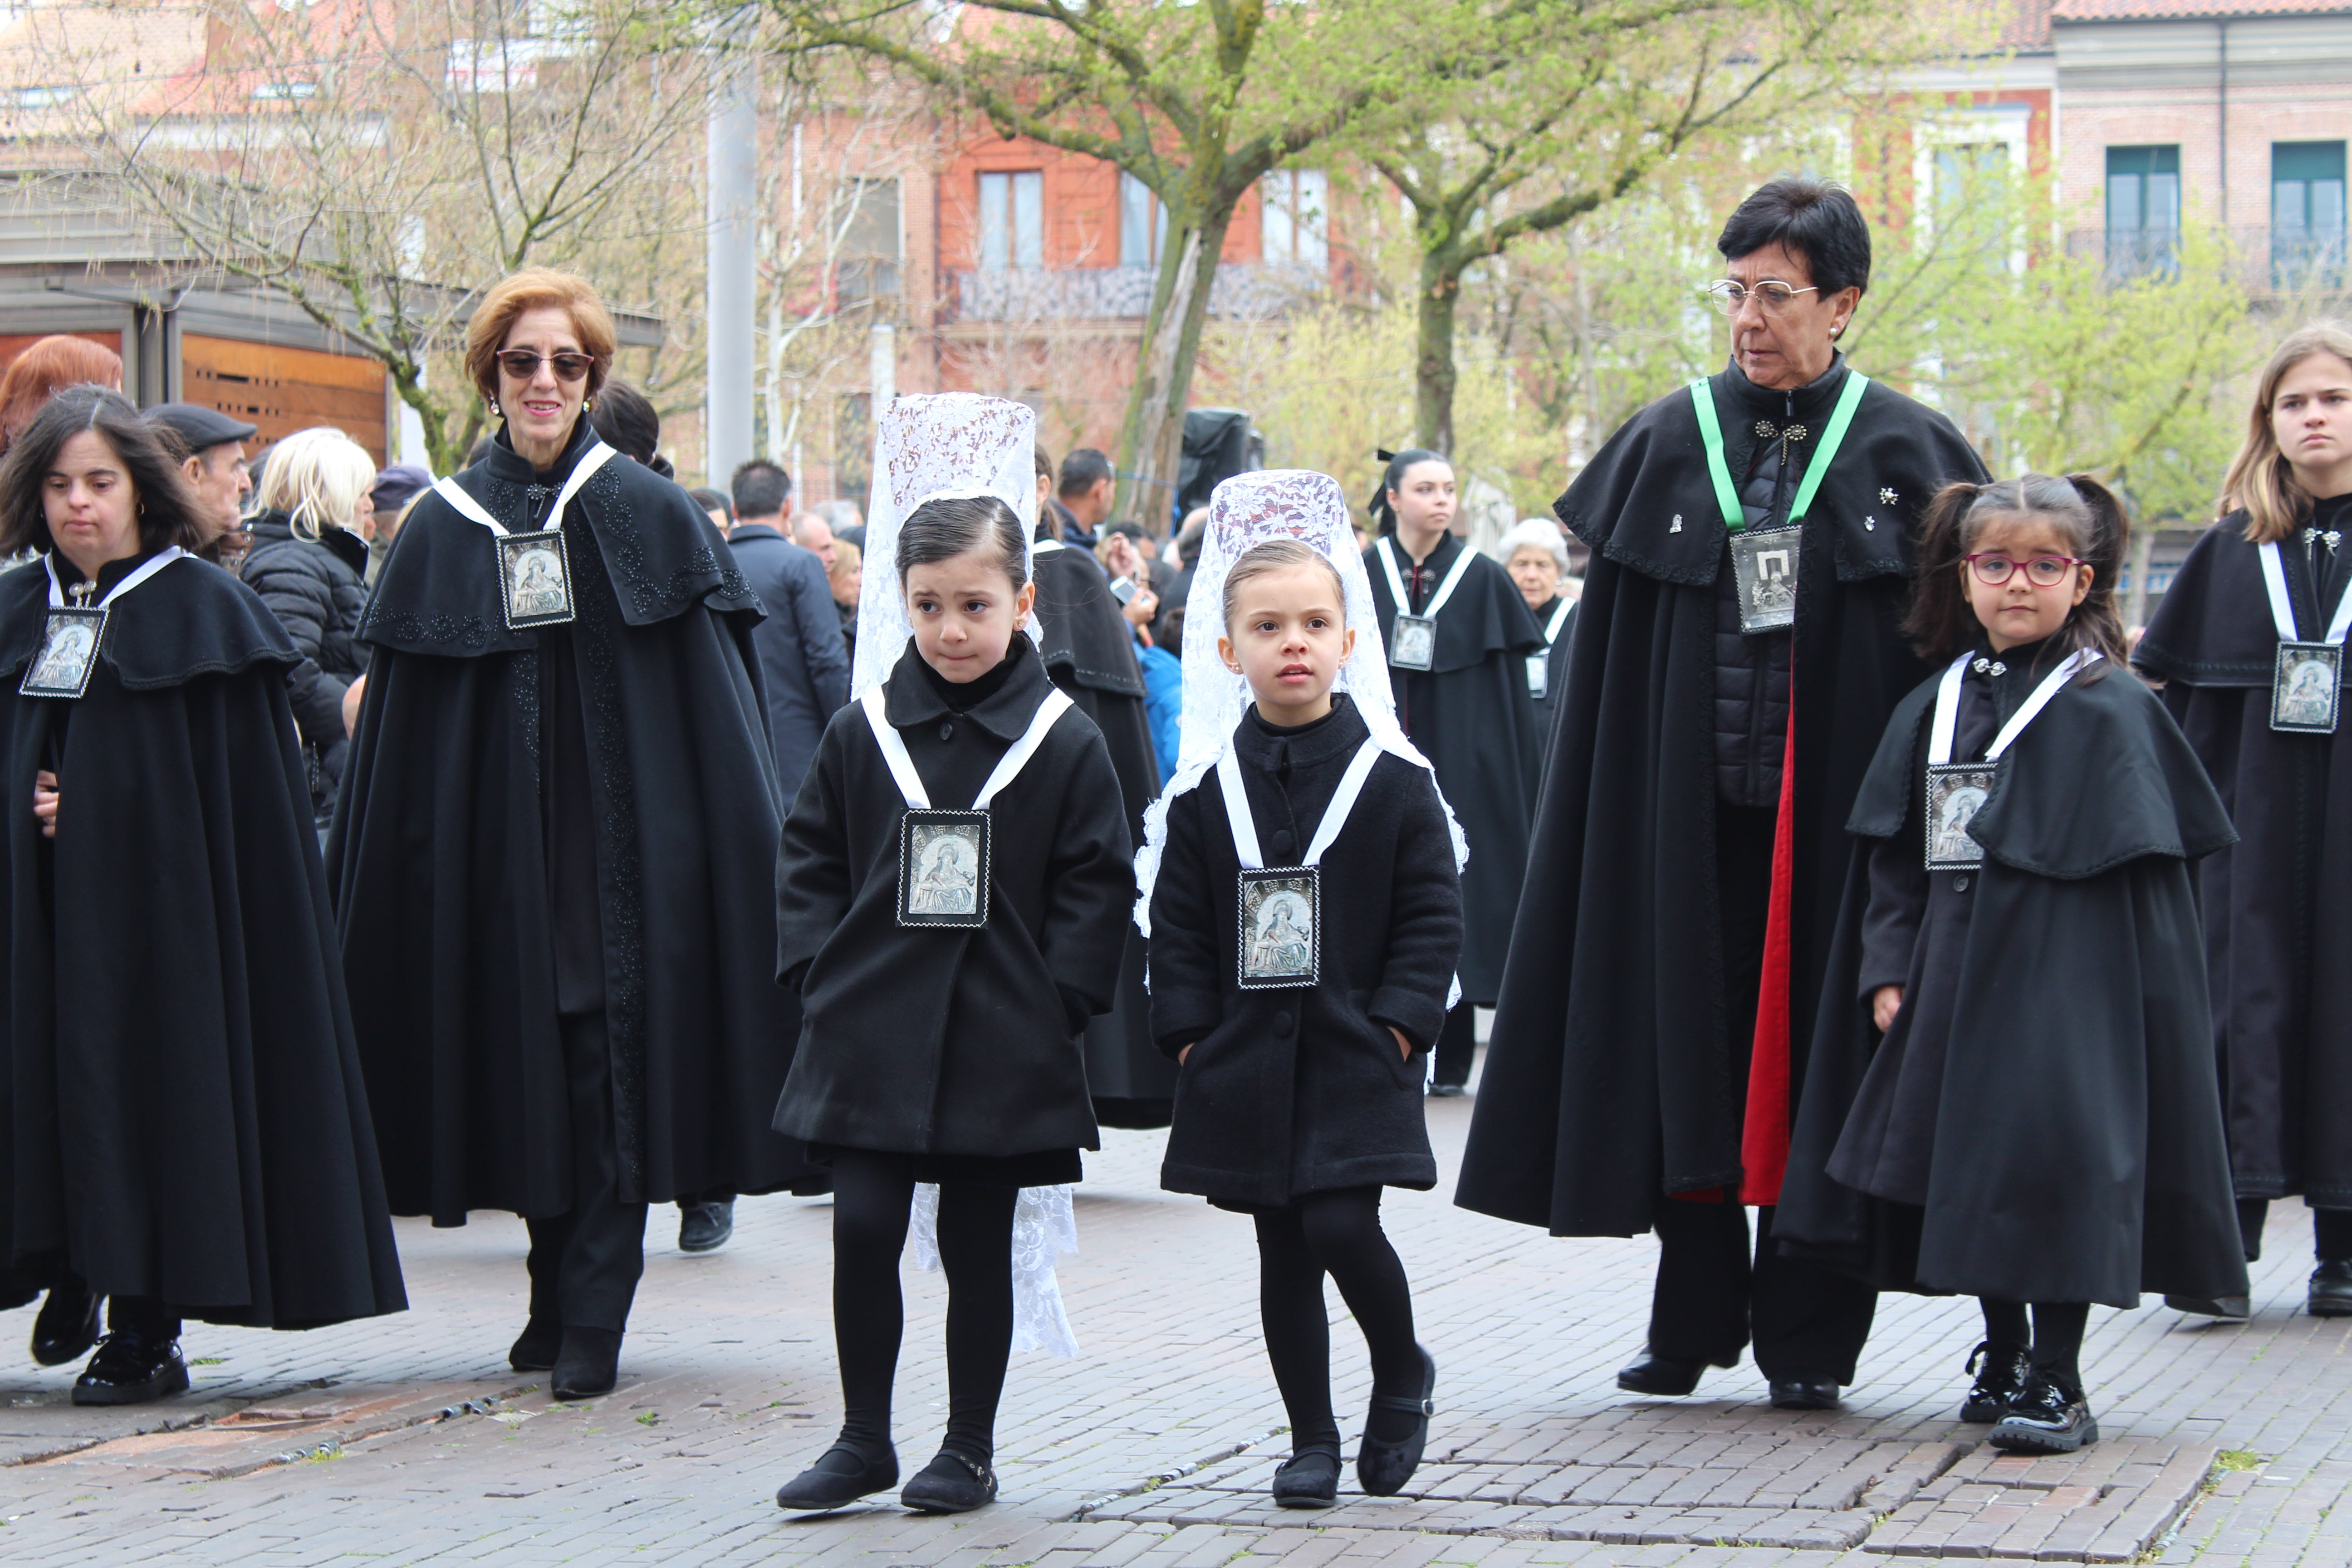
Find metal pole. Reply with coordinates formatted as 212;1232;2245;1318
705;8;757;488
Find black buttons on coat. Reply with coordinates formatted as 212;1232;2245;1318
1269;828;1295;858
938;720;955;742
1953;874;1971;893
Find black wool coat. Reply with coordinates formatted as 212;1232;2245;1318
331;421;803;1225
1776;654;2245;1307
2134;512;2352;1208
1363;531;1545;1006
773;635;1133;1157
1030;536;1174;1124
1455;368;1989;1238
1149;697;1464;1208
0;553;406;1327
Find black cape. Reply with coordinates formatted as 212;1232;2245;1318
1456;367;1989;1236
1528;595;1577;754
1362;532;1546;1005
1776;657;2246;1307
0;554;405;1326
773;636;1132;1157
330;422;803;1225
1029;536;1174;1127
2134;514;2352;1207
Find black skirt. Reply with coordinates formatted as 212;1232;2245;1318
810;1143;1083;1188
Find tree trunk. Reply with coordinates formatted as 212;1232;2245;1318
1114;209;1232;529
1416;251;1462;455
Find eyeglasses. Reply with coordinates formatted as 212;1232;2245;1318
1965;553;2087;587
496;349;595;383
1705;279;1820;317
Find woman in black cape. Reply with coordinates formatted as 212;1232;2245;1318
2132;323;2352;1321
0;389;404;1405
1777;475;2244;1454
331;269;799;1400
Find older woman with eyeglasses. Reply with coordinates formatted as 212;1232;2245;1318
329;269;802;1400
1456;178;1993;1415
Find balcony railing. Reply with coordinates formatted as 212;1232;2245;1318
2064;226;2347;293
947;262;1326;325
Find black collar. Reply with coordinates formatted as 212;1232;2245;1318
1235;692;1369;770
1721;351;1850;421
483;417;598;488
1391;527;1460;573
52;545;164;596
882;634;1052;740
729;523;786;544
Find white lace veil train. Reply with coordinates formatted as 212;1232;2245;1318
1132;470;1469;1001
855;392;1078;1356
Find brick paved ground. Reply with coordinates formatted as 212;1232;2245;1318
3;1043;2348;1567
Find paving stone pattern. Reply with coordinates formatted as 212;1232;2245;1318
1;1050;2347;1566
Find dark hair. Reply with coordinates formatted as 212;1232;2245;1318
588;379;661;466
1033;443;1054;483
0;387;210;557
1176;512;1207;568
1161;602;1186;660
731;458;791;520
688;485;732;522
896;493;1028;589
1716;177;1872;298
1057;447;1113;498
1372;447;1450;537
1904;473;2130;672
1222;538;1346;630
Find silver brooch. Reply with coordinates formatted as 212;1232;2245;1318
1785;423;1809;443
1754;421;1776;440
1973;657;2007;677
1864;516;1877;531
2327;530;2344;550
1670;514;1683;533
1880;487;1898;505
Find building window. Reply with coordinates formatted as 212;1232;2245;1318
2274;141;2347;288
833;176;901;304
1261;169;1328;271
2104;145;2179;279
979;171;1043;271
1120;172;1164;269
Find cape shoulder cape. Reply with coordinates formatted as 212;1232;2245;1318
359;436;760;658
0;553;295;687
1030;539;1147;698
1850;658;2237;878
2132;514;2278;688
1361;538;1545;675
1559;371;1986;587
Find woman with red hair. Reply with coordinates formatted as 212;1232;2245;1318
0;336;124;451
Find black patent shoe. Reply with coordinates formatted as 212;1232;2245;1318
550;1326;622;1400
31;1282;102;1367
508;1316;560;1373
1357;1344;1436;1497
2165;1293;2251;1321
678;1200;735;1254
775;1444;899;1512
2310;1259;2352;1318
1616;1350;1725;1396
70;1330;189;1406
1960;1341;2031;1423
899;1450;998;1514
1271;1445;1341;1509
1989;1372;2099;1454
1769;1377;1840;1411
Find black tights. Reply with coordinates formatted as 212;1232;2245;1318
1254;1186;1422;1455
2235;1200;2352;1264
828;1152;1016;1469
1979;1298;2091;1392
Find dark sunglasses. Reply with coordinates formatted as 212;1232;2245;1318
496;349;595;383
1964;553;2087;587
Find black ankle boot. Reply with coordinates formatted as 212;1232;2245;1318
1989;1372;2099;1454
899;1449;997;1513
775;1443;899;1511
1960;1340;2031;1423
550;1326;622;1400
508;1316;560;1373
71;1329;189;1406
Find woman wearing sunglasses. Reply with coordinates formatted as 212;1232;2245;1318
328;269;801;1399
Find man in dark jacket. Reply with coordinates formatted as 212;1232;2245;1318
728;459;850;794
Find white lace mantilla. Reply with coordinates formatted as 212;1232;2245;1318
909;1183;1081;1357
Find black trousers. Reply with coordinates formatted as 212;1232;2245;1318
524;1012;648;1332
1640;804;1876;1384
2236;1199;2352;1264
1432;1004;1476;1088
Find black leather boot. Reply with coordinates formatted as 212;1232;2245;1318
31;1281;102;1367
71;1329;189;1406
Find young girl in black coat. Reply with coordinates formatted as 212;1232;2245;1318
1143;471;1464;1509
1777;475;2246;1455
769;475;1134;1516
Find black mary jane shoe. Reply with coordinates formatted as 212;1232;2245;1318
1989;1372;2099;1455
31;1282;103;1368
775;1444;900;1512
1271;1446;1342;1509
508;1316;561;1374
1616;1350;1728;1397
899;1449;998;1514
1357;1344;1436;1497
2310;1259;2352;1318
70;1330;189;1407
678;1200;735;1255
1960;1341;2031;1423
550;1326;622;1401
1769;1377;1840;1411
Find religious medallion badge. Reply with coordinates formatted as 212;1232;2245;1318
899;808;992;928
